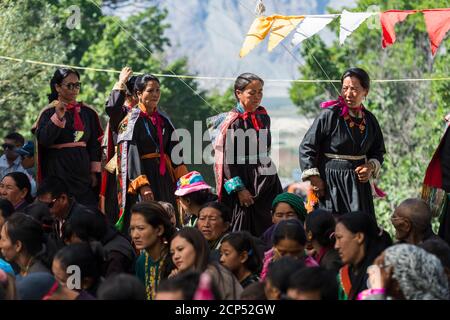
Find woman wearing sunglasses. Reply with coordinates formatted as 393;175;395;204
33;68;103;207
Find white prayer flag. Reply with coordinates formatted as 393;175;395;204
339;10;377;45
291;15;338;46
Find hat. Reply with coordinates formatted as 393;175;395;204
16;272;59;300
175;171;211;197
16;141;34;157
272;192;307;221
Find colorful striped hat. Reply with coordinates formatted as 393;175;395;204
175;171;212;196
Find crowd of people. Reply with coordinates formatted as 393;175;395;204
0;66;449;301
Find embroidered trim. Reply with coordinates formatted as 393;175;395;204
301;168;320;181
128;175;150;194
224;176;245;194
50;113;66;128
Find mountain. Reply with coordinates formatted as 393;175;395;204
106;0;356;96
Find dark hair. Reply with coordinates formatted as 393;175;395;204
134;74;160;95
131;201;176;243
420;238;450;270
126;76;139;97
0;199;14;220
5;132;25;146
240;281;267;300
198;201;232;224
5;213;45;257
36;176;70;198
181;189;217;207
172;227;210;272
97;273;146;300
55;242;105;282
63;209;107;243
23;201;53;233
267;256;305;295
157;271;221;300
288;266;338;300
304;209;336;248
234;73;264;100
336;212;389;299
273;219;307;246
221;231;262;274
341;67;370;91
48;68;80;103
3;172;33;204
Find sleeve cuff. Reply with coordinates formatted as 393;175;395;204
90;161;101;173
368;158;381;179
128;175;150;194
113;81;127;91
224;176;245;194
51;113;66;128
301;168;320;181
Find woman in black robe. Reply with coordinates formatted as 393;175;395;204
213;73;282;237
34;68;103;207
113;74;188;231
299;68;386;217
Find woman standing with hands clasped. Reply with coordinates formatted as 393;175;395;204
300;67;386;218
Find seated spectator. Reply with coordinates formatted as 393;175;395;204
0;172;33;211
158;201;178;228
0;198;14;231
335;213;390;300
52;242;105;297
391;198;440;245
264;256;305;300
260;219;318;281
170;227;243;299
63;208;135;277
287;266;338;300
420;238;450;287
260;192;307;249
97;273;145;300
220;231;262;288
0;132;26;179
197;202;232;259
0;213;50;276
36;176;91;249
359;244;449;300
305;209;342;274
240;281;267;300
175;171;216;227
130;201;175;300
156;271;220;300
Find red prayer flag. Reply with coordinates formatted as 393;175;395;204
381;10;417;48
422;9;450;56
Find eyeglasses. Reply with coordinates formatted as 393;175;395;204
61;82;81;90
2;143;16;150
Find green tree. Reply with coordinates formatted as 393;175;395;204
290;0;450;233
0;0;66;139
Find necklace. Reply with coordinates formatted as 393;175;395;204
144;248;167;300
21;257;35;276
344;111;366;134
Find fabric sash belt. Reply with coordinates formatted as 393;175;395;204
49;141;87;149
141;152;175;182
324;153;366;161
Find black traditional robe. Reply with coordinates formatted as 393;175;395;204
114;104;187;231
299;105;386;217
221;106;282;237
34;103;103;206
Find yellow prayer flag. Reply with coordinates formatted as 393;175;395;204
268;15;304;52
239;16;274;58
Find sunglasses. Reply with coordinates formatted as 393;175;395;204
2;143;16;150
61;82;81;90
